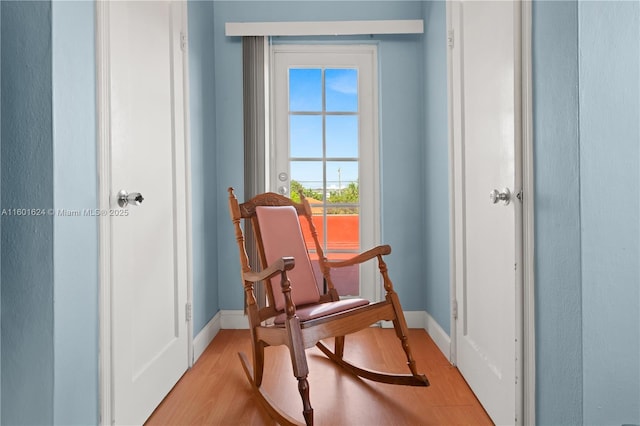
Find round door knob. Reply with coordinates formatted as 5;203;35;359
117;190;144;208
489;188;511;206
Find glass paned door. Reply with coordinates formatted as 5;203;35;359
272;45;379;301
289;67;360;296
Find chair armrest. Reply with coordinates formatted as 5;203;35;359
243;256;295;283
324;245;391;268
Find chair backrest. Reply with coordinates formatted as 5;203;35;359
255;206;320;311
228;188;324;314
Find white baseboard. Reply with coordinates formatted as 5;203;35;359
192;311;221;363
192;310;246;365
378;310;451;361
380;310;427;329
220;309;249;329
424;311;451;361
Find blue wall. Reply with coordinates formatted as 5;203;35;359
377;29;427;311
51;1;99;424
1;2;99;424
1;2;55;424
422;0;450;332
579;2;639;424
0;3;2;419
211;0;428;311
533;1;583;423
188;0;219;341
533;1;640;424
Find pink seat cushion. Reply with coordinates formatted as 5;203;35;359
274;298;370;324
256;206;321;311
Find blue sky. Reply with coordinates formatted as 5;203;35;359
289;68;359;190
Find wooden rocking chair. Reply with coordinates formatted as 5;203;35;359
228;188;429;425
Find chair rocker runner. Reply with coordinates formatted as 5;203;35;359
228;188;429;425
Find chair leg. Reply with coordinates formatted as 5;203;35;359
389;293;421;377
393;320;421;377
238;352;307;426
285;316;314;425
290;355;314;425
252;338;265;387
334;335;345;359
298;377;313;426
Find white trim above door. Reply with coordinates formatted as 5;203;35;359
225;19;424;36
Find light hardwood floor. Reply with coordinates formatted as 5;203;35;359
146;328;493;425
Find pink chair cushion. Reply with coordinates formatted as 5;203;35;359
274;298;370;324
256;206;321;311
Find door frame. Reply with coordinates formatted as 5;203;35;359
269;43;382;304
95;2;194;424
446;1;535;424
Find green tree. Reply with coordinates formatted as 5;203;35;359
328;181;359;214
329;181;359;204
290;180;322;203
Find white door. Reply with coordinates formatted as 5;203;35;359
449;1;523;424
102;1;190;424
271;45;380;303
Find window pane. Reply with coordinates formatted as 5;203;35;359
290;115;322;157
326;253;360;296
326;207;359;251
334;265;359;296
291;161;323;200
326;161;358;203
326;115;358;158
289;68;321;112
325;68;357;112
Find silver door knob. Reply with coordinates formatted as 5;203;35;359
117;190;144;207
489;188;511;205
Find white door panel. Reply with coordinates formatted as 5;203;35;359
450;1;522;424
105;1;190;424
